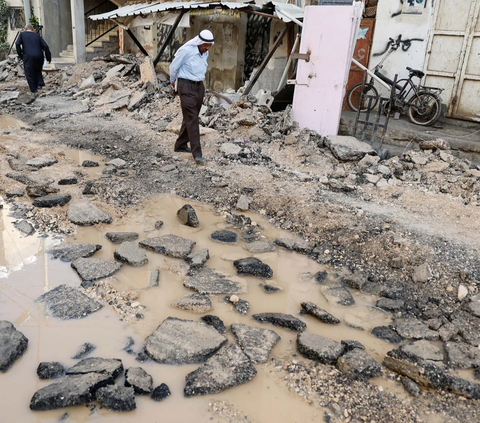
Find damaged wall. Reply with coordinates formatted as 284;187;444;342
123;24;158;57
190;10;247;92
249;19;290;96
40;0;73;57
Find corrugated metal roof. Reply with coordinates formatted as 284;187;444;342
89;1;304;23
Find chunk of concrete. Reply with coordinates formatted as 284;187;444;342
0;321;28;372
144;317;227;364
324;136;376;161
184;345;257;397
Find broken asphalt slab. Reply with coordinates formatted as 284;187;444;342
46;243;102;262
71;257;122;285
36;284;102;319
144;317;227;364
67;200;112;226
139;234;195;259
0;321;28;372
184;344;257;397
231;323;280;364
184;268;247;294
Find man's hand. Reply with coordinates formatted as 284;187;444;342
171;81;177;95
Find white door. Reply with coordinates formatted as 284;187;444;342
423;0;480;121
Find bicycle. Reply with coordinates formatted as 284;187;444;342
347;39;444;126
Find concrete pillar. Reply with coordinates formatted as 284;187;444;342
24;0;31;24
70;0;86;63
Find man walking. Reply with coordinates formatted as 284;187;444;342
16;24;51;95
169;30;214;164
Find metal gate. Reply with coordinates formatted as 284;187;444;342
423;0;480;121
243;14;271;82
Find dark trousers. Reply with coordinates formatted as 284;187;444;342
175;81;205;158
23;56;45;93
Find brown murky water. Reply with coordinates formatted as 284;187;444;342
0;191;399;423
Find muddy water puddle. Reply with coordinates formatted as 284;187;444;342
1;193;405;423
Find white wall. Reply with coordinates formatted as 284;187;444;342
369;0;434;96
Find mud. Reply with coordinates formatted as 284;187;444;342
1;62;480;422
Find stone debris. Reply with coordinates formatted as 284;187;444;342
67;200;112;225
324;136;376;161
37;362;66;379
297;332;344;364
149;270;160;287
244;241;275;254
7;171;54;186
172;293;213;313
26;157;58;169
58;176;78;185
106;232;139;244
210;230;238;244
177;204;199;227
445;341;480;369
66;357;124;379
82;160;99;167
252;313;306;332
231;323;280;364
139;234;195;258
71;257;122;284
236;195;251;211
259;283;282;293
184;268;247;294
185;248;210;269
14;220;35;236
300;301;340;324
33;194;72;208
72;342;96;359
46;243;102;262
114;241;148;266
144;317;227;364
400;340;444;362
371;326;404;344
336;348;382;381
184;344;257;397
125;367;153;394
233;257;273;279
319;283;355;306
95;385;136;412
30;373;115;411
274;238;313;255
383;347;480;399
151;383;171;401
37;284;102;319
0;321;28;372
394;319;439;340
201;315;227;334
224;295;250;315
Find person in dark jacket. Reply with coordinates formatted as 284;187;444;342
16;24;51;94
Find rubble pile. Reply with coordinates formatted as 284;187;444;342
0;56;22;83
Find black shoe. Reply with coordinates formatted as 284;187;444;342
174;147;192;153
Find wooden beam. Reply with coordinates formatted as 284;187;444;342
243;24;290;96
153;11;186;66
125;28;149;56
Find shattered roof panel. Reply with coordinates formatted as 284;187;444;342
89;1;304;23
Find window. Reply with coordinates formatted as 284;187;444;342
9;8;25;30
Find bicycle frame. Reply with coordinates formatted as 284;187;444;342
351;44;398;91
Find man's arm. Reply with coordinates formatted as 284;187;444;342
40;37;52;63
169;47;189;86
15;33;23;60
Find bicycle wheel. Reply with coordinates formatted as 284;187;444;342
347;83;379;112
407;92;441;126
